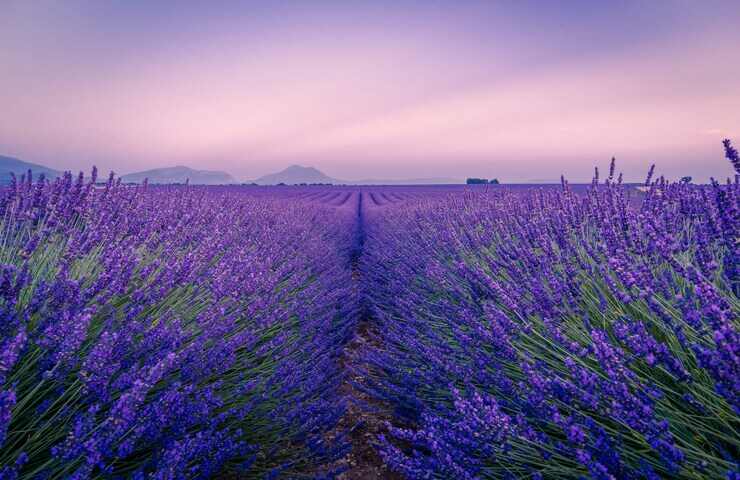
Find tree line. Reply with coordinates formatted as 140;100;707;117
466;178;499;184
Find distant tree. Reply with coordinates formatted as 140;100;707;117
489;178;500;184
466;178;488;184
277;182;286;186
680;176;692;184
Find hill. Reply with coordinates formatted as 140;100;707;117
121;166;236;185
254;165;339;185
254;165;463;185
0;155;61;184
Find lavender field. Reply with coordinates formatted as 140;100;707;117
0;153;738;480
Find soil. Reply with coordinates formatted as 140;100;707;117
331;192;403;479
332;321;403;480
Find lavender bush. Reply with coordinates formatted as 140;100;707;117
1;145;738;479
0;173;356;478
361;159;738;478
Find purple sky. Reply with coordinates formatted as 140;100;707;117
1;1;739;182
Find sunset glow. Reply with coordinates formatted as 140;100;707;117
1;1;739;181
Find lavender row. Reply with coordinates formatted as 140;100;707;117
361;163;739;478
0;172;357;478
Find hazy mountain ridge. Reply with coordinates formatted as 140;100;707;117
121;166;236;185
0;155;61;184
254;165;338;185
0;156;465;186
254;165;463;185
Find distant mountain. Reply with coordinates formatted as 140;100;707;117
121;166;236;185
0;155;61;184
254;165;463;185
255;165;339;185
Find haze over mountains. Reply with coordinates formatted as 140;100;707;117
0;155;61;184
254;165;461;185
0;155;464;185
120;166;236;185
254;165;336;185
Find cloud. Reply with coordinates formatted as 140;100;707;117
268;36;739;167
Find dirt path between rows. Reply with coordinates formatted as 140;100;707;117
331;192;402;480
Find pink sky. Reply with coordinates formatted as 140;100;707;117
1;1;739;182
